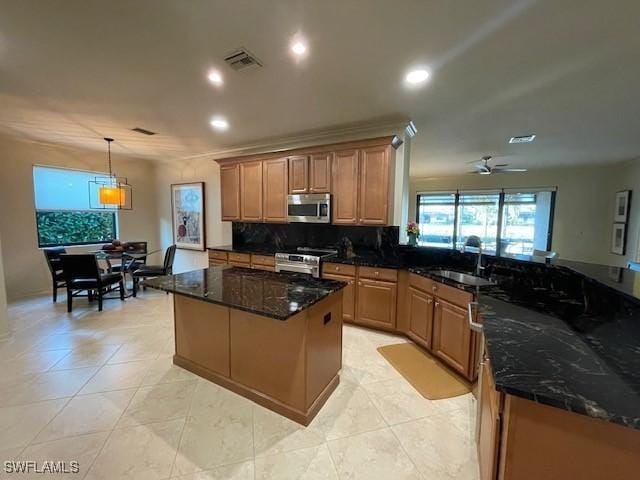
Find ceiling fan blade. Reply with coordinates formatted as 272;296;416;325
492;168;527;173
494;163;509;167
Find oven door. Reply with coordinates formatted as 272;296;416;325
287;194;330;223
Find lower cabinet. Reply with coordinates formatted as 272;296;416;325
356;278;397;329
408;287;434;348
432;299;472;377
322;272;355;322
478;358;501;480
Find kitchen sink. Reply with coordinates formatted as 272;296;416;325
428;270;496;287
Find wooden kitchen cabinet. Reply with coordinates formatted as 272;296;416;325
478;358;502;480
356;277;397;329
309;152;332;193
432;299;472;377
322;272;355;322
288;155;309;194
220;164;241;221
332;149;359;224
359;145;391;225
240;161;263;221
408;286;434;348
263;158;288;222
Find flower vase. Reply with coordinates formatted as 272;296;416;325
408;233;418;247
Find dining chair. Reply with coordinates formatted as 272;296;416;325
110;241;148;273
131;245;177;297
60;254;124;312
43;247;67;302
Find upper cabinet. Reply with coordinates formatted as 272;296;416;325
332;149;360;224
216;136;399;226
288;153;332;194
263;158;288;223
359;145;392;225
240;161;263;221
220;164;241;221
309;153;332;193
288;155;309;194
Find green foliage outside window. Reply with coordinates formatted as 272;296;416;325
36;211;116;247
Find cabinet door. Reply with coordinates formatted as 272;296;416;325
478;359;501;480
322;272;355;322
309;152;332;193
220;164;241;221
408;287;434;348
433;299;472;376
240;161;263;221
332;149;359;224
356;278;396;329
359;145;390;225
263;158;288;222
288;155;309;194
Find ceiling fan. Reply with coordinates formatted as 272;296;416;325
469;155;527;175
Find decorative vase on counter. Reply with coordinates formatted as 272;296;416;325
406;221;419;247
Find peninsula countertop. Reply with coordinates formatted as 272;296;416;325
144;266;346;320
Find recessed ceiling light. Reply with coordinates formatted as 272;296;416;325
405;68;431;85
210;117;229;131
207;69;223;86
291;41;307;56
509;134;536;144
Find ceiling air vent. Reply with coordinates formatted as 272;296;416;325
224;48;263;71
131;127;156;136
509;134;536;144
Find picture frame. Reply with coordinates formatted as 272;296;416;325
614;190;631;223
171;182;206;251
611;222;627;255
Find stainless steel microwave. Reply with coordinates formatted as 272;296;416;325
287;194;331;223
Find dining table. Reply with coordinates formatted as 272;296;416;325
90;249;161;298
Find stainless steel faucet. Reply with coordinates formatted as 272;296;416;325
463;235;484;276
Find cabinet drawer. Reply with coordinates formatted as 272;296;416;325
409;273;435;293
209;260;227;267
251;254;275;267
359;266;397;282
209;250;228;261
252;264;275;272
434;282;473;308
323;263;356;276
228;252;251;264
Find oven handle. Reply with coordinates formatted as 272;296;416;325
275;263;317;275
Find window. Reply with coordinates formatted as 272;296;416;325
416;188;555;256
415;193;456;248
33;166;118;247
455;192;500;253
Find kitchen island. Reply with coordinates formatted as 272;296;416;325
144;266;345;425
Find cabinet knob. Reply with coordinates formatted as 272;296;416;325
358;281;362;286
435;302;440;307
336;266;340;271
374;271;379;276
432;285;437;292
427;299;433;304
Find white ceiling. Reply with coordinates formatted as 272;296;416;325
1;0;639;176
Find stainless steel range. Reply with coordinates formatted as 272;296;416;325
274;247;337;278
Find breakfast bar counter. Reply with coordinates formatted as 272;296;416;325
145;266;345;424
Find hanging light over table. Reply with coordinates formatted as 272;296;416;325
89;138;133;210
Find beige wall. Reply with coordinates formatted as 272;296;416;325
410;162;640;267
0;135;160;300
0;233;9;337
154;159;231;274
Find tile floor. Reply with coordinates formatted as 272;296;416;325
0;290;479;480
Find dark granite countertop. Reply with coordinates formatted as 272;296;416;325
408;267;640;431
143;266;346;320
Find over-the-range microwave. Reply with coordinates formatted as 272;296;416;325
287;193;331;223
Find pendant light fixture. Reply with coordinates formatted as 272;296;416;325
88;137;133;210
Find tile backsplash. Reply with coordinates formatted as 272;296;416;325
232;223;399;253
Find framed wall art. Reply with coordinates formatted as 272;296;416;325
611;222;627;255
614;190;631;223
171;182;206;251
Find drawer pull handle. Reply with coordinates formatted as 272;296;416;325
435;302;440;307
432;285;437;292
467;301;483;332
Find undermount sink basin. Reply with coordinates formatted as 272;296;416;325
429;270;496;287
